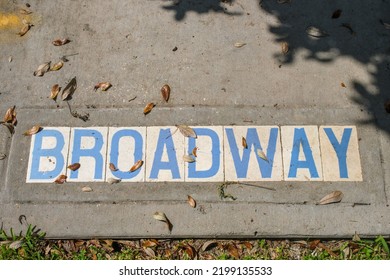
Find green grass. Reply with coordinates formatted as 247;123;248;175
1;225;389;260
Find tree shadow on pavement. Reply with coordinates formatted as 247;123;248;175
160;0;240;20
259;0;390;134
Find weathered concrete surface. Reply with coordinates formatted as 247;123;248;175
1;0;390;238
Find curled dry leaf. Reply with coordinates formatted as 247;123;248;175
192;147;198;157
62;77;77;101
227;243;240;259
4;106;16;123
23;125;42;136
143;247;156;258
50;84;61;100
8;56;12;63
318;190;343;205
256;149;269;163
153;211;173;232
341;82;346;88
242;137;248;149
54;174;67;184
50;61;64;71
82;186;93;192
306;26;329;38
143;103;155;115
161;84;170;102
33;62;51;77
201;240;217;252
0;153;6;160
187;195;196;208
107;177;121;184
234;42;246;48
9;240;24;250
94;82;112;91
67;163;81;171
183;245;196;259
183;154;195;163
19;8;32;15
332;9;342;19
109;163;118;171
130;160;143;172
281;41;289;54
18;23;32;36
176;125;197;138
52;38;70;46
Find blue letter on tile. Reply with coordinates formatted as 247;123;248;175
29;129;65;180
149;129;180;179
110;129;143;179
288;128;319;178
225;128;278;178
323;127;352;178
187;128;220;178
70;129;104;180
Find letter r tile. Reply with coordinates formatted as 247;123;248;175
67;127;108;182
26;127;70;183
320;126;362;181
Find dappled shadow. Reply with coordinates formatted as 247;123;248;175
260;0;390;134
160;0;241;20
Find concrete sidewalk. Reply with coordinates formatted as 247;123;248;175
1;0;389;238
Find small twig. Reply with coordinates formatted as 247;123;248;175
238;182;276;191
128;96;137;102
66;101;89;122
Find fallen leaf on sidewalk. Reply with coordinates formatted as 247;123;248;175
281;41;289;54
33;62;51;77
234;42;246;48
143;103;155;115
52;38;70;46
318;191;343;205
109;163;118;171
0;153;6;160
23;125;42;136
82;186;93;192
341;82;346;88
161;84;170;102
130;160;143;172
192;147;198;157
50;61;64;71
256;149;269;162
242;137;248;149
306;26;329;38
94;82;112;91
107;178;121;184
19;8;32;15
187;195;196;208
176;125;197;138
332;9;342;19
67;163;81;171
50;84;61;100
18;23;33;36
183;155;195;163
62;77;77;100
4;106;16;124
153;212;173;233
54;174;67;184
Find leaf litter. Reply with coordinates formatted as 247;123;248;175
33;62;51;77
318;191;343;205
153;212;173;233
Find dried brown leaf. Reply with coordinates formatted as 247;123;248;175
2;123;15;134
227;243;239;259
33;62;51;77
242;137;248;149
256;149;269;162
50;84;61;100
161;84;170;102
153;211;173;232
8;56;12;63
23;125;42;136
82;186;93;192
54;174;67;184
18;23;32;36
9;240;24;250
192;147;198;157
201;240;217;251
306;26;329;38
176;125;197;138
183;154;195;163
50;61;64;71
281;41;289;54
130;160;143;172
62;77;77;101
94;82;112;91
143;247;156;258
107;177;121;184
309;240;321;250
19;8;32;15
0;153;6;160
67;163;81;171
4;106;16;123
234;42;246;48
142;240;159;248
52;38;70;46
332;9;342;19
143;103;155;115
187;195;196;208
109;163;118;171
184;245;196;259
319;190;343;205
341;82;346;88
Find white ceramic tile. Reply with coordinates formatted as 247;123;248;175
184;126;224;182
320;126;362;181
67;127;108;182
26;127;70;183
224;126;283;181
106;127;146;182
281;126;323;181
145;126;185;182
